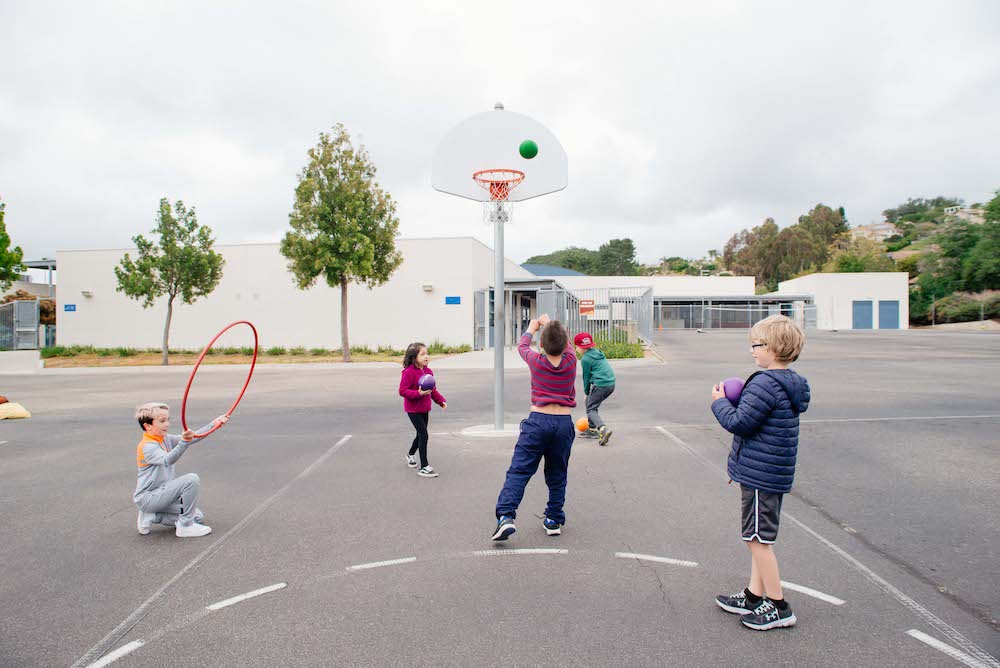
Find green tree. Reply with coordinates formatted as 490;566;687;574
961;221;1000;292
822;238;896;273
984;189;1000;223
115;199;225;365
883;196;962;224
280;124;403;362
525;247;597;274
0;199;25;292
594;238;639;275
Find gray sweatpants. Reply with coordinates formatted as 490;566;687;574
135;473;202;527
586;384;615;430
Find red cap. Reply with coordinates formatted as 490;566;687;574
574;333;595;349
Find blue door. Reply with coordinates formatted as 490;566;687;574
878;301;899;329
852;301;873;329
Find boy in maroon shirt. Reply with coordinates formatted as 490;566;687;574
492;314;577;540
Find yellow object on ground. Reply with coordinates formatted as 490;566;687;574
0;402;31;419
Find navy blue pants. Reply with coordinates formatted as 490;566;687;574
495;412;575;524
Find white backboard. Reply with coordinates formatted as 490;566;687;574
432;103;568;202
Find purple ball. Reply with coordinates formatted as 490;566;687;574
418;373;436;392
723;377;744;405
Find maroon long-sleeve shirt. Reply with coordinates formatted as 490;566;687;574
518;332;577;408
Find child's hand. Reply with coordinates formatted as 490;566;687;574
441;402;447;409
181;429;196;442
419;388;431;396
527;318;540;333
711;382;725;401
537;313;551;327
213;415;230;428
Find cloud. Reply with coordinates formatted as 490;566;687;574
2;0;998;267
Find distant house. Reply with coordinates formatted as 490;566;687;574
521;263;587;277
944;206;986;224
851;221;900;243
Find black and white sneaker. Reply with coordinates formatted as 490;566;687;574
741;599;796;630
543;517;562;536
492;515;516;541
406;454;418;468
417;466;438;478
715;590;754;615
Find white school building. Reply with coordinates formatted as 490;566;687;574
53;237;909;350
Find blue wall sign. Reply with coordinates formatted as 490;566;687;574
64;304;77;312
445;296;461;305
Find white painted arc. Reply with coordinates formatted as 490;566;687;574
472;548;568;556
84;640;144;668
70;435;353;668
346;557;417;572
206;583;287;611
615;552;698;568
906;630;993;668
654;426;1000;668
779;581;845;605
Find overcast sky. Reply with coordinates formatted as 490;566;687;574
2;1;998;270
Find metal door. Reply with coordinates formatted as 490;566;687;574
852;301;873;329
878;301;899;329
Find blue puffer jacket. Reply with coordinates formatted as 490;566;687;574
711;369;810;494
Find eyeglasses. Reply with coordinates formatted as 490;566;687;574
750;343;768;350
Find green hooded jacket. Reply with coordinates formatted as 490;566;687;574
582;347;616;394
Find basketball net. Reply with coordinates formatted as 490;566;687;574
473;169;524;226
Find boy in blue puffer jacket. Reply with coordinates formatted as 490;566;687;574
710;315;810;631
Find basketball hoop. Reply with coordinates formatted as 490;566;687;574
473;169;524;225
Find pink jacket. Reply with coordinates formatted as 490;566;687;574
399;365;446;413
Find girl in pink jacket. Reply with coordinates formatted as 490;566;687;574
399;342;447;477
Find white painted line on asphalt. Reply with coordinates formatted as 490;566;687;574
655;426;1000;668
663;414;1000;428
615;552;698;568
472;548;568;556
780;581;845;605
346;557;417;572
802;415;1000;424
0;440;8;445
70;435;354;668
206;582;287;611
84;640;144;668
906;630;992;668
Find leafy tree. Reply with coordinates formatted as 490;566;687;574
984;189;1000;223
961;221;1000;292
280;124;403;362
594;238;639;275
822;238;896;273
525;247;597;274
0;199;25;292
883;196;963;224
115;199;225;365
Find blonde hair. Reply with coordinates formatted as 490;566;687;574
135;402;169;431
749;315;805;364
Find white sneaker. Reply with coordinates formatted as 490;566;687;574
417;466;438;478
137;511;157;535
406;454;418;468
176;522;213;538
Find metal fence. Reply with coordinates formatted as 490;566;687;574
537;287;654;344
700;303;817;330
654;301;816;330
0;299;40;350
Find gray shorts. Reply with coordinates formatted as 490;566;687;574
741;485;783;544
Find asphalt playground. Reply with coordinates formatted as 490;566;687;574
1;329;999;667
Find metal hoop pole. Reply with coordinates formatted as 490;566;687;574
493;214;505;430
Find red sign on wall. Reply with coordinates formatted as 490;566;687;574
579;299;595;316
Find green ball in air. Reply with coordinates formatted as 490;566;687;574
519;140;538;159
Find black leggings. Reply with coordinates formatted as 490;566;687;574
407;412;430;468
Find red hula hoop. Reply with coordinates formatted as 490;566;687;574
181;320;259;437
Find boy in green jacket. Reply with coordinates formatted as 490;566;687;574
574;333;616;445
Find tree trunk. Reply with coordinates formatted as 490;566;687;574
340;275;351;362
161;295;174;366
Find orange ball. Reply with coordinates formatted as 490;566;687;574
576;417;590;432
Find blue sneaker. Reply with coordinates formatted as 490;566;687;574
543;517;562;536
491;515;516;541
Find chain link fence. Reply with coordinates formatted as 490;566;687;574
0;299;40;350
537;286;653;343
